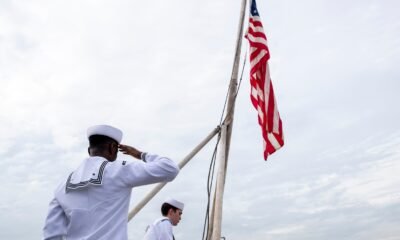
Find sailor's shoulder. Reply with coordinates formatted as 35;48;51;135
109;159;139;167
154;217;172;226
105;159;143;174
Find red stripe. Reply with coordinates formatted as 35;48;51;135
249;18;264;28
246;6;284;160
247;28;267;39
266;81;275;131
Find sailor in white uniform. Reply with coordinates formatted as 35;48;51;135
43;125;180;240
143;198;184;240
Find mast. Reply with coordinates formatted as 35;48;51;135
127;1;248;238
209;0;247;239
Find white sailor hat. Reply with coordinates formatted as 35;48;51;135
164;197;184;210
87;124;123;143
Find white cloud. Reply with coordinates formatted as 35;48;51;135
1;0;400;239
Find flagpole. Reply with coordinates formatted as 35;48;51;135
209;0;247;239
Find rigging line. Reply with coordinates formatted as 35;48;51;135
219;48;248;126
236;48;247;98
205;134;220;238
218;48;243;124
201;48;248;240
218;81;231;125
221;47;248;125
202;130;221;240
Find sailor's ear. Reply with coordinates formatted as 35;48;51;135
168;208;174;215
110;142;118;154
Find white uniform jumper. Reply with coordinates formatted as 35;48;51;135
143;217;175;240
43;153;179;240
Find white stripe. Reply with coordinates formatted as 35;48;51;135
257;106;264;121
246;33;268;47
266;63;280;133
267;133;282;150
249;25;265;34
248;21;266;36
263;64;271;121
254;83;265;121
272;103;280;133
272;98;281;133
256;83;264;100
251;86;258;99
251;16;263;23
251;83;265;122
250;50;267;69
250;46;257;55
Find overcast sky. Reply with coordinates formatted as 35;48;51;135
1;0;399;239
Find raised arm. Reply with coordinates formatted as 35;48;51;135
117;144;180;187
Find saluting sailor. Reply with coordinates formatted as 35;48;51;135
43;124;180;240
143;198;184;240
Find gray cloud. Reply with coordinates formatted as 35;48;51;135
1;0;399;239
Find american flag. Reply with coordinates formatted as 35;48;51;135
245;0;284;160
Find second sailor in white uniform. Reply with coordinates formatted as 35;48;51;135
143;198;184;240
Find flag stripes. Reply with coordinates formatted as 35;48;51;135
245;0;284;160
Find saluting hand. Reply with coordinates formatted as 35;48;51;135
118;144;142;160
